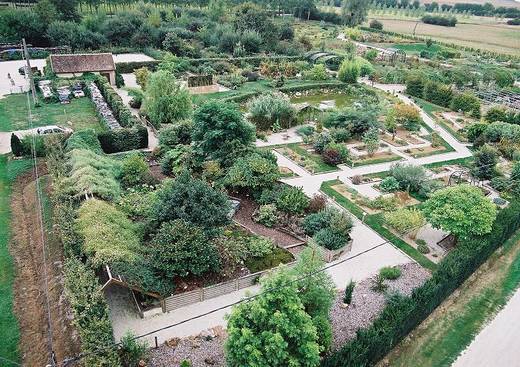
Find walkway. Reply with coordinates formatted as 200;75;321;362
108;80;473;346
452;287;520;367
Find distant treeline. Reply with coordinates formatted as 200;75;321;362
373;0;520;18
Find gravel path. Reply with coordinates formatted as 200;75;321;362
329;262;430;351
145;263;430;367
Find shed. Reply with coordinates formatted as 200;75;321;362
49;53;116;85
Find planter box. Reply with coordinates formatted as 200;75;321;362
323;239;353;262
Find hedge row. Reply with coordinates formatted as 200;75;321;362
46;142;121;366
322;199;520;367
115;60;160;74
98;125;148;154
93;75;140;128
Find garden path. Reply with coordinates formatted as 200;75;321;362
452;287;520;367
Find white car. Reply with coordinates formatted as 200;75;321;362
36;125;72;135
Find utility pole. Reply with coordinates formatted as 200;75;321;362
22;38;37;105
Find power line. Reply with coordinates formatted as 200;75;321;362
22;50;56;367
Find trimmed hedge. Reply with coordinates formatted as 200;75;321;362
98;125;148;154
322;199;520;367
93;75;140;128
115;60;160;74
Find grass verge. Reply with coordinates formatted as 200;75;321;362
321;179;437;271
0;94;104;132
381;230;520;367
0;155;33;364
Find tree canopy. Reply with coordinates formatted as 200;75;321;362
422;184;497;240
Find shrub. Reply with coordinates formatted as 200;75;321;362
450;92;480;117
313;133;333;154
158;120;192;148
379;176;400;193
307;194;327;213
338;59;360;84
66;149;120;200
379;266;402;280
276;185;309;215
66;129;102;153
330;128;351;143
248;237;275;258
151;219;220;278
143;70;192;127
119;332;147;367
303;64;329;81
150;171;231;232
314;227;348;250
255;204;278;227
405;75;424;98
364;49;378;62
371;274;388;292
218;73;247;89
322;142;351;166
247;92;296;131
416;239;430;254
10;133;23;156
392;104;422;132
390;163;429;193
384;208;425;235
98;126;148;154
343;280;355;304
160;146;191;175
225;152;280;193
119;153;151;188
369;19;383;30
424;81;453;108
296;125;315;137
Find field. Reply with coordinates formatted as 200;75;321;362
379;230;520;367
0;94;104;132
0;156;33;364
366;17;520;55
417;0;520;7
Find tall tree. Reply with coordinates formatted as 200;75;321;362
143;70;192;127
341;0;369;26
422;184;497;240
225;270;321;367
192;101;255;167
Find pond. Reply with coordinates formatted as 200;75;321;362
290;93;359;110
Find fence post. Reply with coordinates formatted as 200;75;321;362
161;299;166;313
200;288;204;302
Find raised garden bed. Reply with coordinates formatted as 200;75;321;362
275;143;337;174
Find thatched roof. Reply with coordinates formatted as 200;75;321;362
50;53;115;73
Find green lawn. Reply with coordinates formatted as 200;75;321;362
0;94;104;132
0;155;33;364
390;43;445;55
413;97;447;117
384;230;520;367
321;179;437;271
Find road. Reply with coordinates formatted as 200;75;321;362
452;287;520;367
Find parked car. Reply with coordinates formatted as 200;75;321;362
36;125;72;135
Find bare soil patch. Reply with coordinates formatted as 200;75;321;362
10;169;80;366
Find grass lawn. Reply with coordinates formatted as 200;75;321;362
0;94;105;132
382;230;520;367
390;43;445;55
351;153;402;167
413;97;447;117
0;155;33;364
321;179;437;271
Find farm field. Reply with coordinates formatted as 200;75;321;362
365;17;520;55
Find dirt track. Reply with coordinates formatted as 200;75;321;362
10;169;80;366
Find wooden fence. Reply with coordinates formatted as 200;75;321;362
162;262;296;313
